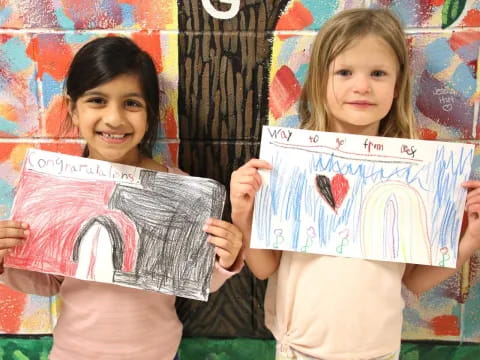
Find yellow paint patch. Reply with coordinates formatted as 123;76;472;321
0;103;18;122
10;144;34;172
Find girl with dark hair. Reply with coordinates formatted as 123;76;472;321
0;36;243;360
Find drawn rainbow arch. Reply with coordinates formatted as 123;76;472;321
360;181;432;265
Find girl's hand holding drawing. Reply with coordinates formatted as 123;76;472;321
460;180;480;253
204;218;242;270
0;220;29;267
230;159;281;280
230;159;272;219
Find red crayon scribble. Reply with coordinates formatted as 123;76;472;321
430;315;460;336
7;171;137;275
0;284;27;333
276;2;313;40
269;65;301;119
331;174;349;210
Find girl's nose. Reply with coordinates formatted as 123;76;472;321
104;103;125;127
353;75;371;94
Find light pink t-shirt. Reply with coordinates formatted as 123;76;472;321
1;166;242;360
265;252;405;360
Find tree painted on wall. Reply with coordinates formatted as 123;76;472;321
176;0;291;337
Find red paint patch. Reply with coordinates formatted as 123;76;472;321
449;31;480;51
269;65;301;119
276;2;313;39
163;105;177;139
29;36;73;81
63;0;122;29
0;284;27;333
0;34;13;45
0;144;16;162
462;9;480;27
432;0;445;6
418;128;438;140
45;96;73;138
430;315;460;336
132;32;163;73
40;143;83;156
168;143;179;166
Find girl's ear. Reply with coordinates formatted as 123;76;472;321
66;96;78;126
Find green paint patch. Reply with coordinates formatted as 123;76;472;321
0;337;479;359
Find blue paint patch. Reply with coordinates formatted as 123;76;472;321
65;33;94;44
55;7;74;29
0;115;20;134
424;38;455;74
388;1;420;27
121;4;135;28
0;38;31;72
0;6;12;27
295;63;308;86
0;178;14;220
451;63;476;98
304;0;337;29
278;37;298;66
42;73;63;108
29;76;39;103
278;115;300;128
153;141;172;166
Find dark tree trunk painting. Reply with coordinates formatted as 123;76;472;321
176;0;291;337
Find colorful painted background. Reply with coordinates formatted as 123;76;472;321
1;0;480;358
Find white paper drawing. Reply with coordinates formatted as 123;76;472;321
251;126;474;268
5;149;226;301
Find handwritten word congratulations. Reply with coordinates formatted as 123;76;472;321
26;150;140;183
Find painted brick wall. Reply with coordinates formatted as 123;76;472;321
0;0;480;344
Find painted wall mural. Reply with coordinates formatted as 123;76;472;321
0;0;479;347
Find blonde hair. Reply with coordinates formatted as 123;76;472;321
298;8;416;139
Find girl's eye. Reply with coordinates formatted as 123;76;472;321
336;69;351;76
86;97;105;105
125;99;144;108
372;70;386;77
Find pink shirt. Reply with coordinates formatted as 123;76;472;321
1;166;243;360
265;252;405;359
1;260;241;360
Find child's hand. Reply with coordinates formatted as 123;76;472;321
0;220;29;261
203;218;242;270
230;159;272;215
461;181;480;250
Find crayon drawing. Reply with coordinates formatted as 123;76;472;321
251;126;474;268
5;149;226;301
